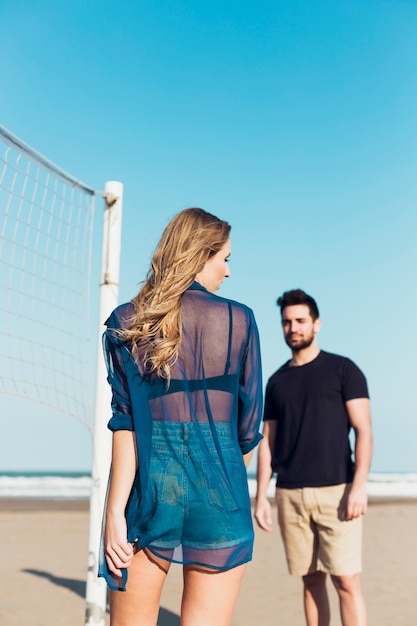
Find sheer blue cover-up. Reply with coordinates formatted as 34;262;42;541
98;282;263;591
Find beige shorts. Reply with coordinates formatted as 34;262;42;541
276;483;363;577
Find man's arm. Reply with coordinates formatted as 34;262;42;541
254;420;276;532
345;397;373;520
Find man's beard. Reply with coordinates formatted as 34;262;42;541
285;332;315;352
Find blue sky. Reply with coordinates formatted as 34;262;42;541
1;0;416;473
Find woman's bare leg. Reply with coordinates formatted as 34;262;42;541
109;549;171;626
181;563;247;626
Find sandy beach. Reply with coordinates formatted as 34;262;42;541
1;497;416;626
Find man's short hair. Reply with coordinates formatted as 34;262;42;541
276;289;320;321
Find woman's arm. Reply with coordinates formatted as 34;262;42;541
104;430;137;577
238;308;264;454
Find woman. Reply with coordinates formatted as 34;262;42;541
99;207;263;626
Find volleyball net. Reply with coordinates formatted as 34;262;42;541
0;125;123;626
0;126;97;428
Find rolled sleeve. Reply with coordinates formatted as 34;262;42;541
238;308;264;454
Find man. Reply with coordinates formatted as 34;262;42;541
255;289;372;626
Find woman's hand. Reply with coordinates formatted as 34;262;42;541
104;512;135;577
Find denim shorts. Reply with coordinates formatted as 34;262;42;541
135;420;254;569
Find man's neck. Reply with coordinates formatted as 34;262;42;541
290;345;320;367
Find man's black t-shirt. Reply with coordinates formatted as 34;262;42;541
263;350;369;488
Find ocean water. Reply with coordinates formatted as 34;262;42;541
0;472;92;499
0;471;416;499
248;473;417;499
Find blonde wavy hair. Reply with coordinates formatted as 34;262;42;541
122;207;231;382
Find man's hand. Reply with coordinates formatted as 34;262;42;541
344;484;368;520
254;495;273;532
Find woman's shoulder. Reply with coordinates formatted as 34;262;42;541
216;295;252;314
186;282;254;317
212;294;257;332
105;302;135;329
197;289;254;317
218;292;254;316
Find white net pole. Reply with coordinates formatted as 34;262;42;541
85;181;123;626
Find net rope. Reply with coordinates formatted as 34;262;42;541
0;126;98;431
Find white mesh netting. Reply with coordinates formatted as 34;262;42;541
0;126;97;430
